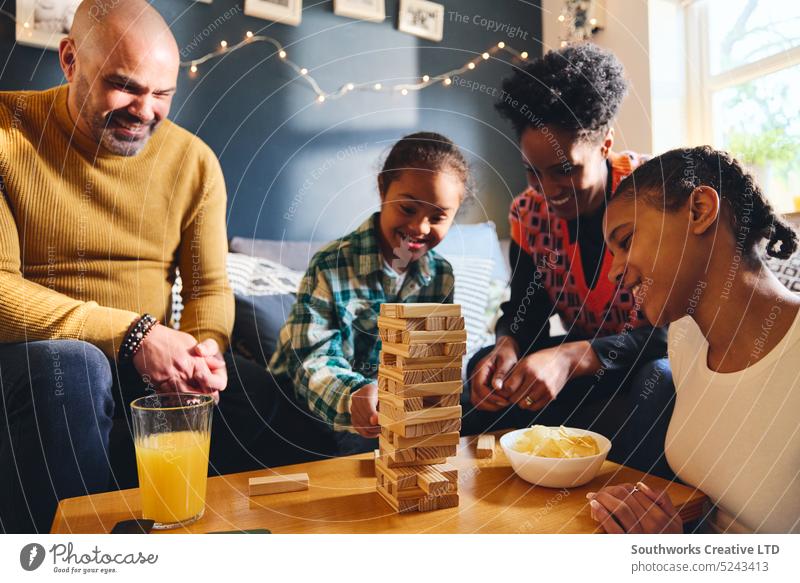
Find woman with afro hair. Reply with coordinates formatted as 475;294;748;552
465;43;673;477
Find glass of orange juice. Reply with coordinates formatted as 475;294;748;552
131;393;213;529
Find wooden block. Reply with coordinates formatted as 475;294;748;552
380;440;416;462
388;483;428;499
249;473;309;496
381;303;461;318
384;360;462;383
384;455;447;468
416;468;452;495
375;456;419;489
444;342;467;356
391;379;463;398
380;437;458;463
380;341;447;359
445;316;465;330
431;492;460;510
395;354;462;371
379;412;459;438
415;445;457;460
379;404;462;426
401;329;467;345
476;434;495;459
421;393;461;408
380;365;462;386
377;315;426;331
378;391;424;413
376;482;418;513
431;462;459;482
387;431;461;450
424;316;448;331
380;304;398;317
379;329;406;343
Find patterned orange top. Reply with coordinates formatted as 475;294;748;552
508;151;649;338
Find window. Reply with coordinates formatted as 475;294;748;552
686;0;800;213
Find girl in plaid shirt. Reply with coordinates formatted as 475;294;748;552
270;133;469;444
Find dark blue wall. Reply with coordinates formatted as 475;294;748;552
0;0;541;241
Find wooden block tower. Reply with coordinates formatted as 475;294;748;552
375;303;466;513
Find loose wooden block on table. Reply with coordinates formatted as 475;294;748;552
476;435;495;459
248;473;309;496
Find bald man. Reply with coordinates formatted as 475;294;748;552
0;1;279;532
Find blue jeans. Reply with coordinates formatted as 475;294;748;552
0;340;280;533
463;342;675;479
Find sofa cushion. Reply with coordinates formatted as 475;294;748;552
765;254;800;293
434;221;509;283
226;252;303;296
446;255;495;358
232;293;296;367
229;237;325;273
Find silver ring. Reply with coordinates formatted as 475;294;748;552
524;396;534;406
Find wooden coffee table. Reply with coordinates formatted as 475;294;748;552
51;432;708;534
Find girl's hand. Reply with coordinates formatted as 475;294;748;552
470;336;519;411
350;383;380;438
587;482;683;534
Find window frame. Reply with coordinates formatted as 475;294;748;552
685;0;800;146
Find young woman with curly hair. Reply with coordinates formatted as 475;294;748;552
465;43;674;477
588;147;799;533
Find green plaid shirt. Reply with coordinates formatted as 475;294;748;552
269;213;455;432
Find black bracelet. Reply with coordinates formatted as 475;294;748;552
119;314;158;361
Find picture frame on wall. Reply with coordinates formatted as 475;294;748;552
243;0;303;27
15;0;80;51
333;0;385;22
397;0;444;42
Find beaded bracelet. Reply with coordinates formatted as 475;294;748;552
119;314;158;361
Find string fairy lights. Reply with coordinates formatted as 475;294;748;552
181;32;532;105
0;8;532;106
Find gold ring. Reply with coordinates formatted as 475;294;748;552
524;396;534;406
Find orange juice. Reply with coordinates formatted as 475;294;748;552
135;430;211;525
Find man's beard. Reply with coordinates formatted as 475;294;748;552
95;109;158;156
73;74;159;156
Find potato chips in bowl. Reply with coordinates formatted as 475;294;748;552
500;426;611;488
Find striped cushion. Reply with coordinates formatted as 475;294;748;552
446;256;495;358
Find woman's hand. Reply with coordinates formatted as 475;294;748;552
587;482;683;534
469;336;519;411
499;341;600;410
498;345;572;410
350;383;380;438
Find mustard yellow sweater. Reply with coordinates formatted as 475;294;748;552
0;85;233;358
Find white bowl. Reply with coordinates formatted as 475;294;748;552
499;427;612;488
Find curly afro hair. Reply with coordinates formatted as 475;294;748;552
496;43;628;141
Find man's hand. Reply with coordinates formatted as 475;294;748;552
132;325;227;398
469;336;519;411
191;338;228;403
350;383;380;438
499;341;601;410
